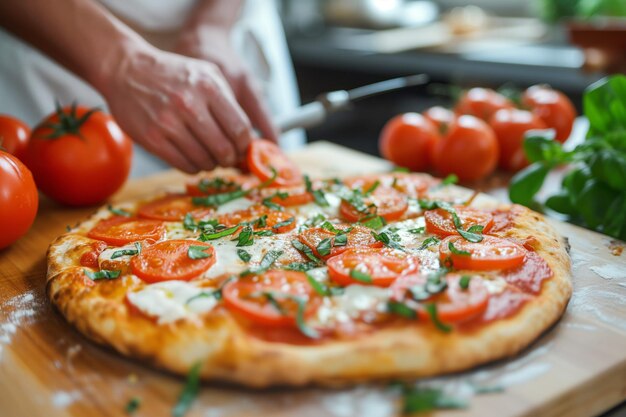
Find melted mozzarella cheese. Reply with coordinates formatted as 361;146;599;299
98;243;137;268
215;197;254;215
126;281;217;324
165;223;200;240
314;285;390;326
293;192;341;221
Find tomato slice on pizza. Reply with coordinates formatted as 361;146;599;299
222;270;319;328
327;247;419;287
250;184;314;207
247;139;302;187
87;217;166;246
424;207;494;237
297;224;382;260
137;194;213;222
130;240;216;283
439;235;527;271
391;273;489;323
339;185;408;222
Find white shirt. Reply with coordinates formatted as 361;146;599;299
0;0;303;177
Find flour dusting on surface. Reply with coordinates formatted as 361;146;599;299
0;291;44;360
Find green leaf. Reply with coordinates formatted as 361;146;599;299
408;226;425;234
305;175;329;207
240;250;283;276
371;231;405;251
459;275;471;290
306;273;332;296
603;194;626;240
111;242;141;259
234;225;254;247
391;166;410;173
172;362;202;417
196;177;240;194
283;261;319;272
361;215;386;230
523;133;567;164
584;75;626;136
237;249;251;262
187;245;212;260
258;291;320;339
125;397;141;414
448;241;470;256
291;240;321;263
84;269;121;281
349;269;373;284
192;189;247;207
578;180;619;229
587;149;626;191
509;162;550;208
316;238;332;257
424;303;452;333
108;205;131;217
419;236;440;250
272;217;295;230
364;180;380;196
402;386;467;413
199;225;239;241
545;192;576;216
441;174;458;186
387;301;417;319
334;233;348;246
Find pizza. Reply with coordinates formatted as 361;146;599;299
46;139;572;387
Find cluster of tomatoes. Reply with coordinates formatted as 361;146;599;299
379;85;576;182
0;105;132;250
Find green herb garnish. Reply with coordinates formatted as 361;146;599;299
199;225;239;241
108;205;131;217
371;231;404;251
237;249;251;262
187;245;212;260
172;362;202;417
424;303;452;333
240;250;283;276
305;175;329;207
349;269;373;284
191;189;247;207
272;217;295;230
408;226;425;234
387;300;417;319
334;233;348;246
283;261;319;272
111;242;142;259
361;215;386;230
291;240;321;263
316;238;332;257
419;236;440;250
448;241;470;256
234;225;254;247
459;275;471;290
125;397;141;414
84;269;121;281
401;385;467;413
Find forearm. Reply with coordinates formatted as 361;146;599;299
0;0;149;94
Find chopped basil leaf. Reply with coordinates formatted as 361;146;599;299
305;273;332;296
108;205;131;217
458;228;484;243
320;221;349;234
84;269;121;281
253;230;274;237
305;175;329;207
192;189;247;207
272;217;295;230
440;174;459;187
253;291;320;339
361;215;386;230
257;167;278;189
341;188;370;215
402;385;467;413
111;246;139;259
448;241;471;256
466;224;484;234
419;236;440;250
316;238;332;257
237;249;251;262
197;177;240;194
424;303;452;333
349;269;373;284
387;300;417;319
371;231;404;251
391;166;410;173
418;199;484;242
258;292;286;315
187;245;212;260
240;250;283;276
364;180;380;196
408;227;426;234
125;397;141;414
183;213;197;231
200;225;239;241
459;275;471;290
291;239;321;263
262;198;283;211
234;225;254;247
334;233;348;246
283;261;319;272
254;214;268;228
304;213;326;228
172;362;202;417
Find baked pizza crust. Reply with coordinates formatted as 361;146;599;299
46;189;572;387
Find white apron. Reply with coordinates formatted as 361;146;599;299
0;0;303;177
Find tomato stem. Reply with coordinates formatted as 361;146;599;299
43;101;100;140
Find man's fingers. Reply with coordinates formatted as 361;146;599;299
183;105;238;167
140;130;200;174
238;76;279;143
158;110;217;171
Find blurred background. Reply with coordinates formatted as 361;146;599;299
278;0;626;155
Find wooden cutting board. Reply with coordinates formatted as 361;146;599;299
1;142;625;417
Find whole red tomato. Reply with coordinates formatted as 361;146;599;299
0;115;30;160
455;88;515;121
432;115;498;182
489;108;547;172
422;106;455;135
379;113;440;172
0;151;38;249
522;85;576;143
23;105;133;206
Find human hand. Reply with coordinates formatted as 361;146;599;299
102;44;255;173
174;25;279;143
